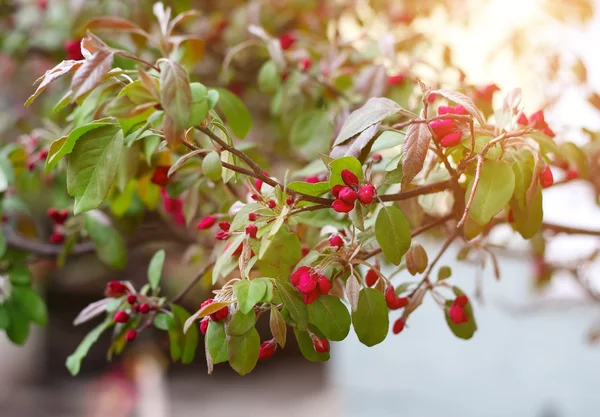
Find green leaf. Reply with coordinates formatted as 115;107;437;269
84;213;127;269
171;304;199;364
287;181;330;196
510;187;543;239
352;288;389;347
159;59;192;131
202;151;223;181
213;234;245;283
257;227;301;279
67;126;124;214
290;109;332;158
66;316;113;375
444;287;477;340
154;312;174;331
375;206;411;265
308;295;351;341
270;307;287;348
228;327;260;375
466;160;515;226
227;309;256;336
258;60;281;94
10;286;48;326
234;279;267;314
0;304;10;329
206;320;228;364
437;266;452;281
5;301;29;345
294;326;330;362
46;118;117;172
334;97;402;146
147;249;165;291
189;82;209;126
328;156;364;188
372;130;403;152
275;281;308;330
214;88;252;138
9;264;31;286
511;150;535;210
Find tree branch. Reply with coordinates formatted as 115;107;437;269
542;223;600;237
379;179;453;202
3;227;95;257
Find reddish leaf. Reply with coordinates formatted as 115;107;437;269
84;17;148;36
432;88;486;127
25;60;83;107
168;10;202;34
159;59;192;132
401;122;432;187
71;49;115;101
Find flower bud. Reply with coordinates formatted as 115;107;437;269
517;112;528;125
341;169;359;186
387;74;405;86
338;187;358;204
248;212;257;221
279;32;296;50
114;311;130;323
49;232;65;244
255;179;263;191
200;317;209;335
218;221;230;232
332;199;354;213
439;131;463;147
286;196;295;205
331;185;343;198
448;304;469;324
210;306;229;322
197;215;217;230
365;269;378;287
126;329;137;342
357;184;375;204
392;318;405;334
267;200;277;209
300;58;312;72
259;339;277;359
312;336;330;353
454;295;468;308
215;231;230;240
303;289;320;305
329;234;343;249
245;224;258;238
139;303;150;314
127;294;137;305
151;165;171;187
539;166;554;188
318;276;332;294
406;243;429;275
566;168;579;180
305;175;319;183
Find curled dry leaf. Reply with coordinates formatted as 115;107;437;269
25;60;83;107
401;121;432;187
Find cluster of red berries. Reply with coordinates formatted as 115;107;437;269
291;266;332;304
47;208;69;244
429;105;469;147
198;299;229;335
26;149;48;171
105;281;155;343
64;39;84;61
448;295;469;324
517;110;555;138
161;189;185;225
331;170;376;213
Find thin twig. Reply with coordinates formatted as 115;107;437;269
457;154;484;228
3;226;95;257
379;179;453;202
172;261;216;304
542;223;600;237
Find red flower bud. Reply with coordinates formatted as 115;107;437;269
49;232;65;244
279;32;296;50
200;317;209;335
542;127;556;138
267;200;277;209
429;119;457;138
151;165;171;187
201;298;213;308
218;221;231;232
245;224;258;238
296;271;318;294
365;269;378;287
38;150;48;160
387;74;405;86
106;281;128;297
255;179;263;191
300;58;312;72
517;112;528;125
566;168;579;180
215;231;230;240
64;39;84;60
454;295;468;308
332;199;354;213
338;187;358;204
539;166;554;188
196;215;217;230
529;110;547;130
392;318;406;334
301;247;310;257
329;234;343;249
114;311;130;323
427;93;437;103
305;175;319;184
448;304;469;324
286;196;295;206
210;306;229;321
341;169;359;186
132;304;140;313
259;339;277;359
48;208;69;224
291;266;309;286
474;84;499;103
331;184;343;198
318;276;332;294
251;194;261;201
139;303;150;314
358;184;375;204
371;154;382;163
385;286;397;308
232;242;243;256
248;212;257;221
437;106;452;115
126;329;137;342
303;289;320;304
312;336;330;353
439;131;463;147
127;294;137;305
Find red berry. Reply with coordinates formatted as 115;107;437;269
255;179;263;191
332;199;354;213
454;295;468;308
114;311;130;323
392;318;406;334
49;232;65;244
200;317;209;336
246;224;258;238
331;185;343;198
312;336;329;353
387;74;405;86
215;231;230;240
151;165;171;187
305;175;319;184
365;269;378;287
299;58;312;72
539;166;554;188
267;200;277;209
341;169;359;186
248;213;257;221
566;168;579;180
125;330;137;342
279;32;296;50
127;294;137;305
357;184;375;204
286;196;295;206
439;131;463;147
329;234;343;249
64;39;84;60
139;303;150;314
258;339;277;359
197;215;217;230
210;306;229;321
338;187;358;204
448;304;469;324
